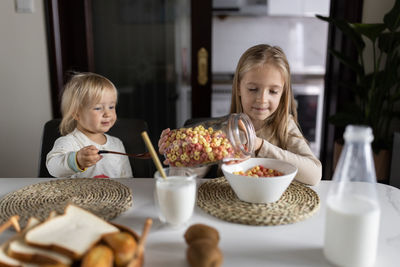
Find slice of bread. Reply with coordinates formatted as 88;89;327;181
8;234;72;265
24;204;119;259
0;243;22;267
3;216;71;266
0;218;42;267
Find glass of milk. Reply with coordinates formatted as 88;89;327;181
154;167;197;227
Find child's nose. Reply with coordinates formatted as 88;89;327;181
103;108;112;117
257;89;268;102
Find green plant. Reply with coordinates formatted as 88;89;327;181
317;0;400;152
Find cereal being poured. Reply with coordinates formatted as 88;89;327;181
233;165;283;177
164;126;239;167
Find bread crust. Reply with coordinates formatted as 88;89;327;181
7;233;72;265
24;205;119;260
0;206;146;267
0;243;21;267
1;216;72;267
7;249;63;265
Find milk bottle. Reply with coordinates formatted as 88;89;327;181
323;125;380;267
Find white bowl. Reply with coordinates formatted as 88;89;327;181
221;158;298;203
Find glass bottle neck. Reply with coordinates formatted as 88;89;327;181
227;113;256;157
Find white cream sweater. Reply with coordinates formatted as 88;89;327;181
46;128;133;178
256;117;322;185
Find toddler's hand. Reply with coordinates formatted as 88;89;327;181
158;128;170;165
76;145;102;169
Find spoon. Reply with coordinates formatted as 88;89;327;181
0;215;20;233
128;218;152;267
98;150;151;159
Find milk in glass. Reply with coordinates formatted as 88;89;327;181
154;168;197;226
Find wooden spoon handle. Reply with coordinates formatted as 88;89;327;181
0;215;20;234
138;218;152;249
127;218;152;267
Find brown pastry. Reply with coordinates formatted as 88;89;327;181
186;238;223;267
103;231;137;267
81;244;113;267
184;224;220;245
40;264;70;267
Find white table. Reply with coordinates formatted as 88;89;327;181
0;178;399;267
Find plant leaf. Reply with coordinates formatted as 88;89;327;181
378;31;400;53
337;80;358;91
316;15;365;52
376;68;398;93
391;92;400;102
329;105;365;127
352;23;386;42
329;48;364;75
318;9;400;152
357;75;375;101
383;0;400;31
329;113;357;127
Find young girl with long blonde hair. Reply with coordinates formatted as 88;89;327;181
46;72;132;178
231;44;321;185
158;44;321;185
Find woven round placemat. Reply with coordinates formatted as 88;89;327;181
0;178;133;228
197;177;320;226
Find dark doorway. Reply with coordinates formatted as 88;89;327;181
45;0;212;146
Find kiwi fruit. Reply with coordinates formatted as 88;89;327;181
186;238;223;267
184;224;220;245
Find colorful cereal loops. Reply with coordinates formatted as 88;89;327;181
164;125;237;167
233;165;284;177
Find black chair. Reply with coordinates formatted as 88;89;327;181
390;132;400;189
38;118;155;178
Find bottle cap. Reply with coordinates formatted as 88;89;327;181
344;125;374;142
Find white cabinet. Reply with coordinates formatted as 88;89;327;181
268;0;330;17
304;0;330;16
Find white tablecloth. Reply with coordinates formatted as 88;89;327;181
0;178;399;267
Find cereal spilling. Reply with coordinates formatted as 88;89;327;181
233;165;283;177
164;125;240;167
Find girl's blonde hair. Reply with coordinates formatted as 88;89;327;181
230;44;300;149
59;72;118;135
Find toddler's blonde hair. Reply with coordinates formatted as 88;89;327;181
59;72;118;135
230;44;300;149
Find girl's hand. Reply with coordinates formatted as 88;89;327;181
255;137;263;153
76;145;102;169
158;128;170;165
223;155;251;165
224;137;263;165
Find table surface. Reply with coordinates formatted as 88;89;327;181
0;178;399;267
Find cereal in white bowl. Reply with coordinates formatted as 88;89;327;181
222;158;298;203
